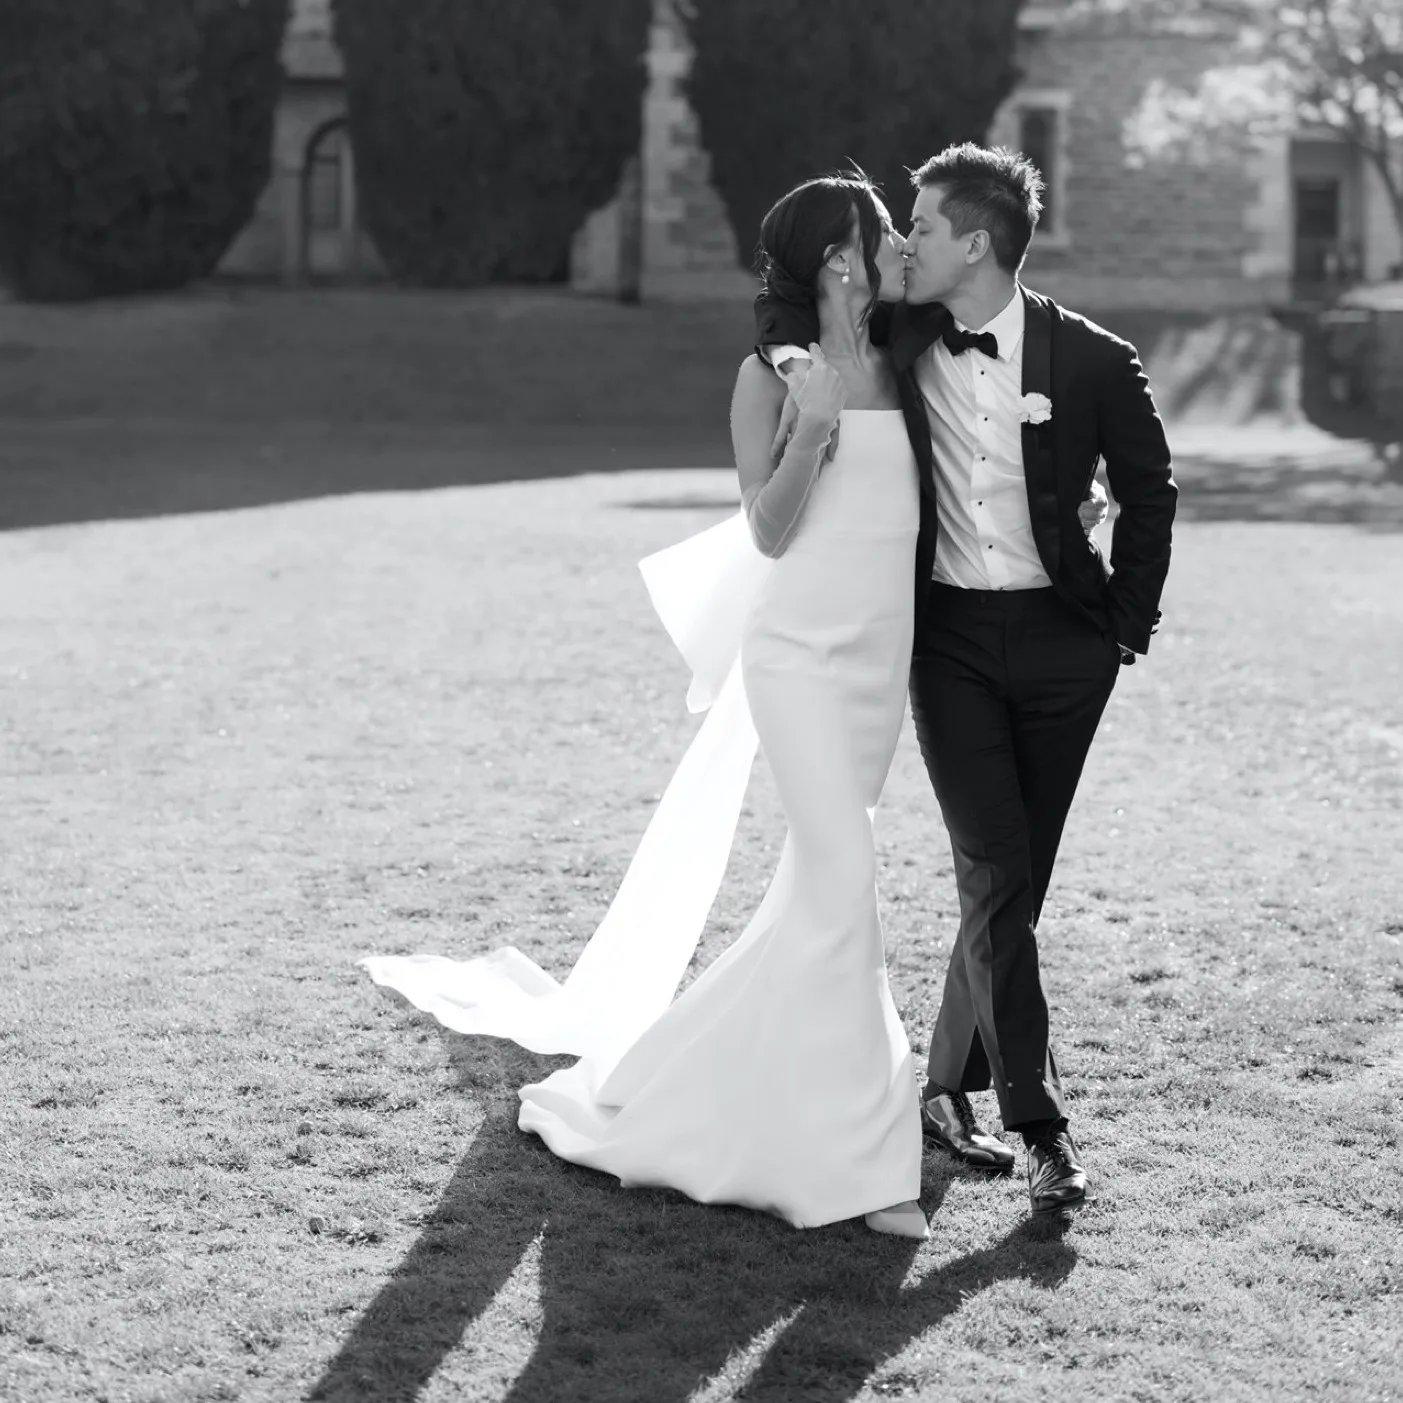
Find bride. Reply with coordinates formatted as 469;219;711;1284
363;172;945;1239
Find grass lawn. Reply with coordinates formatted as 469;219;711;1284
2;289;1401;1403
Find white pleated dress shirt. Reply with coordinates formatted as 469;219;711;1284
917;289;1050;591
766;286;1051;591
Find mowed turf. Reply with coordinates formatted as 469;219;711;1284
2;289;1401;1402
2;458;1400;1403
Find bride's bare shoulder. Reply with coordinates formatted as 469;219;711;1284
733;354;786;407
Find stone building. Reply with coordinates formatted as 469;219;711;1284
220;0;380;282
1000;4;1401;309
221;0;1402;310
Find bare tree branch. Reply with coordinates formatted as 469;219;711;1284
1100;0;1403;251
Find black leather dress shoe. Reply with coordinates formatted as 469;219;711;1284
1026;1128;1087;1212
921;1089;1015;1171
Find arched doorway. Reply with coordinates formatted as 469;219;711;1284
297;115;365;281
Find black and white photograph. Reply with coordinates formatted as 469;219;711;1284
3;1;1401;1400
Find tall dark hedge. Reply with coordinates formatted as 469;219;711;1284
683;0;1025;265
0;0;289;301
331;0;652;286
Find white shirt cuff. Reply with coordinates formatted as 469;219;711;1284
762;343;811;371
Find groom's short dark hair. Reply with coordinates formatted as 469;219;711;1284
911;143;1044;274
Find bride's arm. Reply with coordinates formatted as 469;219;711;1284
730;352;846;558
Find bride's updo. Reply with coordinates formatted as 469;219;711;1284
755;168;886;322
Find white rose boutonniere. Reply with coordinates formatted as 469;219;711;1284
1017;393;1053;426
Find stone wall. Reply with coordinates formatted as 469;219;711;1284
221;84;349;281
1004;14;1290;309
219;0;382;281
575;1;1300;309
246;0;1372;308
1361;164;1403;283
574;0;749;299
638;2;749;298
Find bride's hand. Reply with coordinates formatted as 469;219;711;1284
791;345;846;462
770;347;845;463
794;344;847;425
769;360;809;459
1079;477;1109;535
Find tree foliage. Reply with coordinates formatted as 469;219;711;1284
681;0;1025;265
331;0;652;286
0;0;289;301
1101;0;1403;246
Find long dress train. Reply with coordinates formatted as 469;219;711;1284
361;410;922;1228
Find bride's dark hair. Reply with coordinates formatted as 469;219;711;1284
755;167;886;324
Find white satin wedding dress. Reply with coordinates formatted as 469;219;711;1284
361;410;923;1229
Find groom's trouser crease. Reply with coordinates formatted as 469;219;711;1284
910;582;1119;1129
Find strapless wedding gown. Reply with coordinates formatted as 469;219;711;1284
361;410;922;1228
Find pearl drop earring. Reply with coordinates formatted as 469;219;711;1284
841;268;850;284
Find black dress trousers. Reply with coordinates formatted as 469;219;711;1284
909;581;1121;1129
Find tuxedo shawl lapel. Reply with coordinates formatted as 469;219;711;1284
1019;290;1061;583
896;374;939;505
888;300;951;376
888;302;949;507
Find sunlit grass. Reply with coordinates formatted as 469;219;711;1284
2;445;1400;1402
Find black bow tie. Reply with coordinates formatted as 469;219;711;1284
942;325;999;359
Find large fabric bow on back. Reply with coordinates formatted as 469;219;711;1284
361;511;773;1075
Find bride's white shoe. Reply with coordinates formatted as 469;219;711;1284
864;1200;930;1239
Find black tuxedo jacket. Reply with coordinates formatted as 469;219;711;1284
754;289;1177;656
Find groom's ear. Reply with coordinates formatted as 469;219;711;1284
965;229;992;266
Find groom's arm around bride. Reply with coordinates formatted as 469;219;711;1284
754;160;1176;667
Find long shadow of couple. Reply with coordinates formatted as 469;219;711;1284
308;1037;1077;1403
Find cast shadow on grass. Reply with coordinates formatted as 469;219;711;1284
0;424;734;533
619;469;1403;532
307;1038;1076;1403
1171;458;1403;531
8;420;1403;535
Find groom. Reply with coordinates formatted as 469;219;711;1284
755;143;1176;1213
